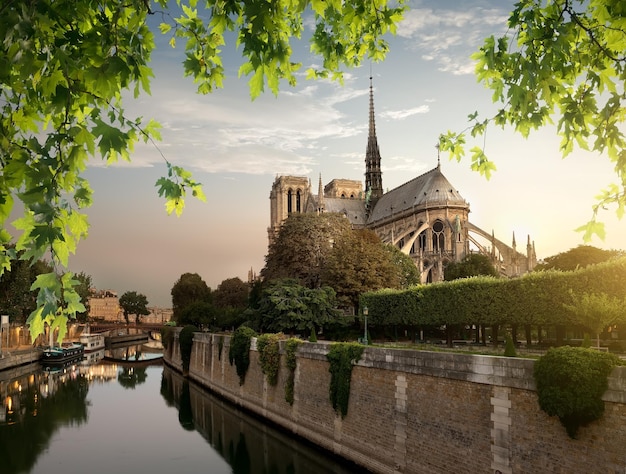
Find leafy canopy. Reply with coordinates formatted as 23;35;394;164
1;0;405;341
439;0;626;241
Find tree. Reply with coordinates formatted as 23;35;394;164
262;213;353;288
212;277;249;310
1;1;406;342
257;279;344;334
564;291;626;348
119;291;150;324
440;0;626;241
170;273;211;322
178;301;217;329
444;253;499;281
73;272;93;323
322;229;413;309
0;250;53;324
534;245;624;271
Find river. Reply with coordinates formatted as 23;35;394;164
0;348;367;474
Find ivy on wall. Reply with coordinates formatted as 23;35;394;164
257;333;283;386
533;346;622;438
285;338;302;405
179;325;197;374
327;342;364;418
228;326;257;385
217;335;224;361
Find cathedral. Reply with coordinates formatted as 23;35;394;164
268;79;537;283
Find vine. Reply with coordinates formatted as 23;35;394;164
284;338;302;405
257;333;283;386
179;325;197;374
160;326;174;351
534;346;622;438
327;342;364;418
228;326;257;385
217;334;224;361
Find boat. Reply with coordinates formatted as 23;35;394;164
79;332;106;352
41;342;84;365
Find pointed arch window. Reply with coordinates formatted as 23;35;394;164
432;220;445;252
287;190;293;213
418;223;427;252
296;190;301;212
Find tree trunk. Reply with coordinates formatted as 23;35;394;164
492;325;499;348
525;324;532;346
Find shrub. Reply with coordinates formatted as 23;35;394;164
533;346;621;438
284;338;302;405
504;334;517;357
581;334;592;348
179;325;197;373
217;335;224;360
257;333;283;386
309;326;317;342
228;326;257;385
161;326;174;350
327;342;364;418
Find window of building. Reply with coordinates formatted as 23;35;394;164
287;190;293;213
296;190;301;212
432;220;445;252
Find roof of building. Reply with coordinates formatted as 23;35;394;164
323;197;367;226
367;165;469;224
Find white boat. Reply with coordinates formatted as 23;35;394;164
79;332;106;352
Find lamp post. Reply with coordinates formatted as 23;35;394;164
362;307;368;345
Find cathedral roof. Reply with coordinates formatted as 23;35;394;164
323;197;367;227
367;165;469;224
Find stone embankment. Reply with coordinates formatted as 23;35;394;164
164;332;626;474
0;348;40;372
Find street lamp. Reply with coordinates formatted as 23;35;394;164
362;307;368;345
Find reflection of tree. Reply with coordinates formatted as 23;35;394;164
0;374;89;474
117;367;147;389
178;381;194;431
228;433;251;474
160;372;176;407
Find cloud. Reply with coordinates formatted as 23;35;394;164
397;3;509;75
381;105;430;120
102;70;372;175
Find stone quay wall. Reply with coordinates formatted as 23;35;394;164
163;332;626;474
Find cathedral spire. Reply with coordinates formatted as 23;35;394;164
365;75;383;206
317;173;325;214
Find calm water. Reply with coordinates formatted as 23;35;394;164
0;351;366;474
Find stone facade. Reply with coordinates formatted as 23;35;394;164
165;332;626;474
268;79;537;282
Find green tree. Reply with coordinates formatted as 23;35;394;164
1;0;405;342
118;291;150;324
322;229;411;309
178;301;217;329
73;271;93;323
262;213;353;288
257;279;344;334
564;291;626;348
440;0;626;241
212;277;249;310
534;245;624;271
171;273;212;322
0;249;53;323
444;253;499;281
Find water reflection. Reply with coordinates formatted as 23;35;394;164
0;362;89;474
1;359;366;474
160;366;366;474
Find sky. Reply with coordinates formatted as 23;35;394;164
42;0;626;307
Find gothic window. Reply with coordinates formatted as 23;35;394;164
296;190;301;212
432;220;445;252
287;190;293;213
418;224;427;252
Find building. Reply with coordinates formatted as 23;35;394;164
268;78;536;282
